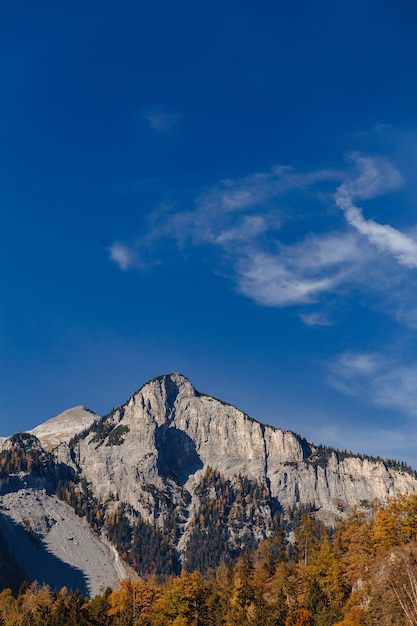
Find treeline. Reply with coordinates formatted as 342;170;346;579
3;494;417;624
304;444;417;477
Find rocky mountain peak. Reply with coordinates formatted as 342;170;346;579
3;373;417;585
27;405;98;451
72;373;417;530
133;372;197;413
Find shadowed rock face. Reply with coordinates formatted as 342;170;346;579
0;508;89;595
0;489;133;596
0;519;25;594
155;425;203;486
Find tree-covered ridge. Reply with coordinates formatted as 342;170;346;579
55;476;106;534
3;493;417;624
89;408;123;447
183;467;282;573
67;405;124;449
105;504;179;580
65;405;129;447
0;433;54;478
303;443;417;477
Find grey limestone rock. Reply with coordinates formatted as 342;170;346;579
68;373;417;552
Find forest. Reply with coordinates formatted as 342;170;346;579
2;492;417;625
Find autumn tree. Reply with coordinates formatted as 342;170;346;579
150;570;207;626
0;588;18;624
108;579;145;626
87;588;112;626
286;607;314;626
292;514;324;566
337;507;374;588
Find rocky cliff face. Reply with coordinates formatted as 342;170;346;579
2;372;417;585
71;373;417;514
58;373;417;566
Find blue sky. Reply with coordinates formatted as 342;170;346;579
2;1;417;466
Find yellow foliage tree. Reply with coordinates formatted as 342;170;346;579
286;607;314;625
151;570;206;626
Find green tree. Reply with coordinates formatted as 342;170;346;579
158;570;207;625
293;514;324;566
88;588;112;626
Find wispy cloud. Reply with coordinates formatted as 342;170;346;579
109;242;138;270
329;351;380;396
108;151;417;321
299;311;334;326
145;109;178;133
335;154;417;268
237;251;336;307
340;153;402;200
213;215;271;246
235;231;361;307
194;165;341;218
328;350;417;419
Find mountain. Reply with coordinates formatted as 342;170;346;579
1;372;417;590
27;405;98;451
0;432;133;595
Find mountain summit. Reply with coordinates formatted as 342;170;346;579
1;372;417;586
70;373;417;515
28;405;98;450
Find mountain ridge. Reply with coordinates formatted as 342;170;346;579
63;373;417;531
1;372;417;588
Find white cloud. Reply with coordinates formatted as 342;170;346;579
339;200;417;268
343;153;403;200
329;351;417;419
109;242;137;270
237;251;336;306
145;110;178;133
335;154;417;268
195;165;341;218
214;215;270;245
109;152;417;321
331;351;380;378
299;311;333;326
235;232;361;307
